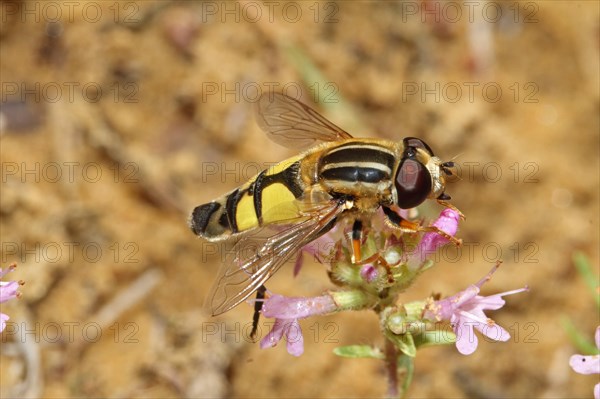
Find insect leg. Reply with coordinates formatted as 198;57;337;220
250;285;267;341
382;206;462;247
351;219;363;264
356;251;395;284
436;197;465;220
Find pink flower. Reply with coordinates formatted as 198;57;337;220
0;263;23;332
407;208;461;270
424;263;528;355
360;264;378;283
569;326;600;399
259;294;338;356
261;318;304;356
294;230;337;276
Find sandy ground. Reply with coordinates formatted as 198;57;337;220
1;1;599;398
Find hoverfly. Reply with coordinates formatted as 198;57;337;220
190;92;459;317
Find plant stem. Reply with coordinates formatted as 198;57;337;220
384;338;399;398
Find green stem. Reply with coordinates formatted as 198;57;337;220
572;251;600;307
561;315;599;354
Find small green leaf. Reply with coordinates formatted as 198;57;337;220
363;235;378;260
403;301;427;320
414;330;456;348
419;259;435;272
398;355;415;398
332;260;362;285
330;290;371;311
386;331;417;357
333;345;384;359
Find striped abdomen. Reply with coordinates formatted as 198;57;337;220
190;156;305;241
317;142;397;197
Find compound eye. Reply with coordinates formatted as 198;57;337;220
395;159;432;209
403;137;434;156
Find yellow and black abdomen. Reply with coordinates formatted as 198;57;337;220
190;155;306;241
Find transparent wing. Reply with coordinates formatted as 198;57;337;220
255;92;353;149
207;192;345;316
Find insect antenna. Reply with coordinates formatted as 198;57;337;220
442;153;463;180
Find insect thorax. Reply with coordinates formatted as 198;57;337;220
316;140;398;205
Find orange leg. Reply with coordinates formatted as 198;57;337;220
350;219;363;264
352;238;362;264
356;252;395;284
437;200;466;220
385;205;463;247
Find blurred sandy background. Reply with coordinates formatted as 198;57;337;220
1;1;598;397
